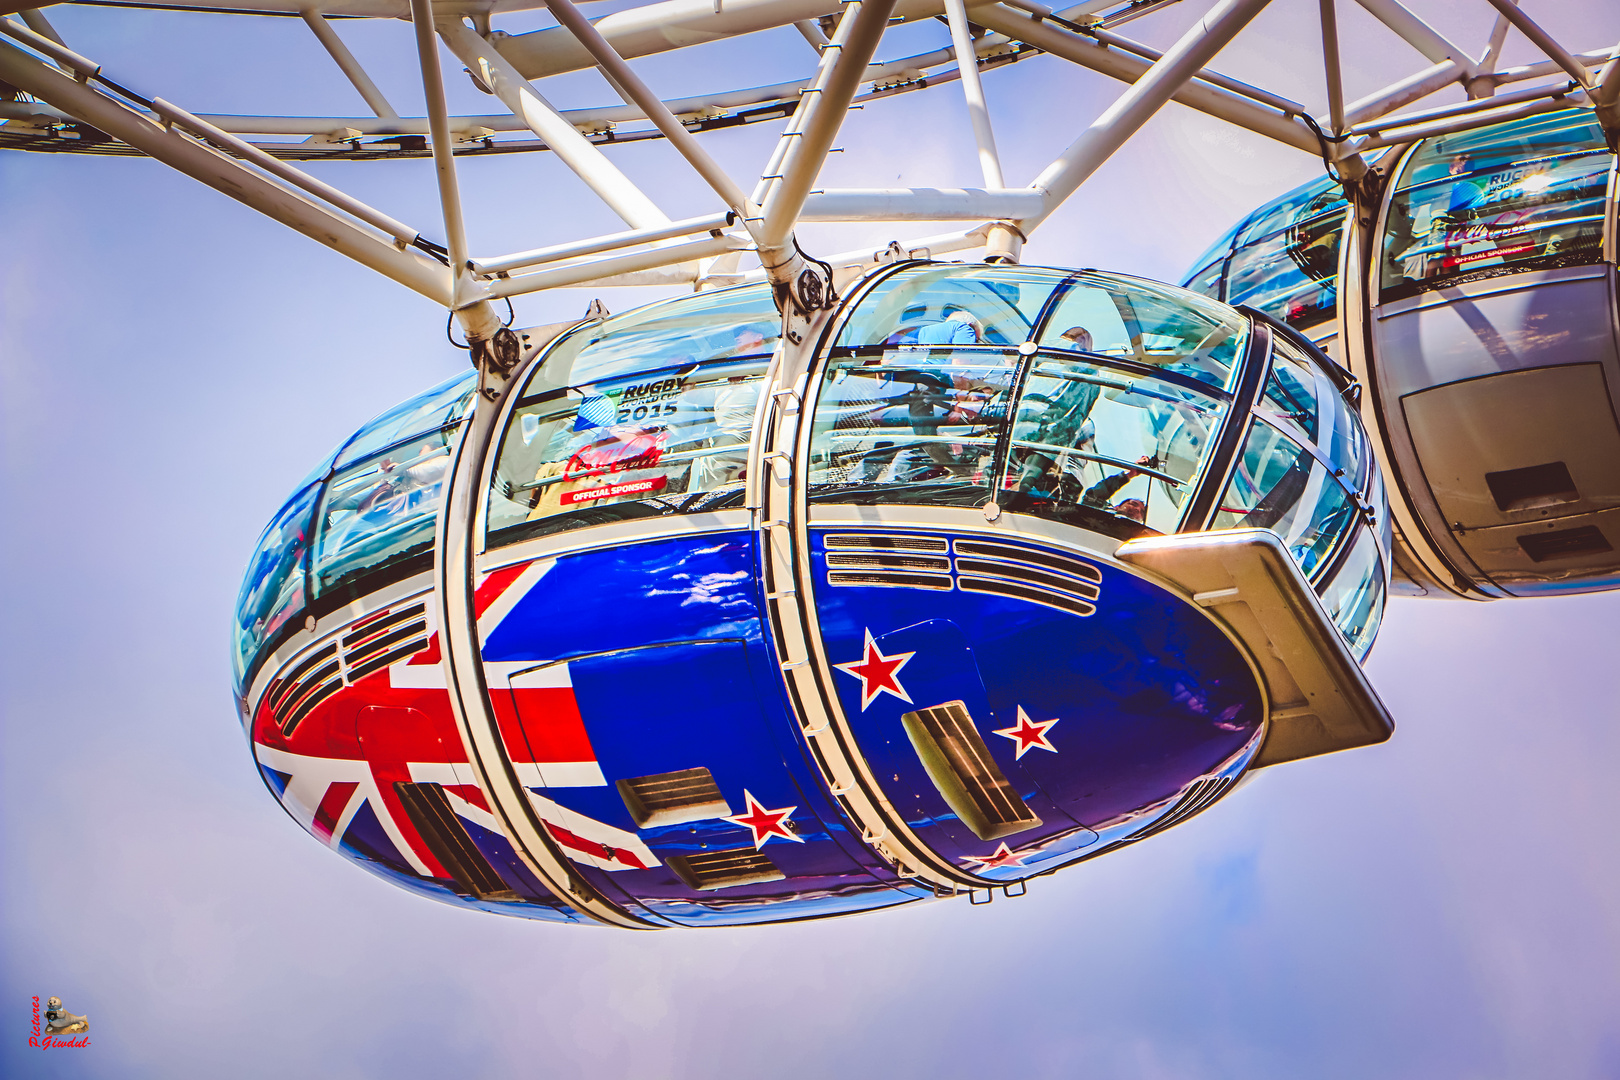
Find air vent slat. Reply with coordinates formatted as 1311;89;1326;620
825;533;949;553
902;701;1042;842
826;552;952;573
278;666;344;735
343;605;426;649
668;848;785;891
346;638;431;685
952;540;1103;583
828;570;954;590
268;644;338;716
618;767;732;828
957;576;1097;617
953;558;1101;601
394;781;520;900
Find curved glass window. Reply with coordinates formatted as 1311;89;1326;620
1214;417;1358;579
538;283;780;388
1182;175;1346;331
312;428;457;603
487;357;766;545
1380;109;1611;301
1318;526;1385;659
1036;275;1248;391
1006;357;1225;533
335;369;476;469
233;482;319;687
835;265;1069;348
807;348;1021;509
1260;337;1322;443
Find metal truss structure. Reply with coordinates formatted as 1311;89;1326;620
2;0;1617;358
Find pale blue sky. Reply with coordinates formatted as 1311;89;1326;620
3;2;1619;1076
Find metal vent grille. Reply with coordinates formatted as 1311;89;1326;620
394;782;520;900
824;533;949;553
342;602;429;683
617;767;732;828
956;575;1098;617
951;539;1103;583
668;848;785;891
901;701;1042;841
822;533;1104;616
265;643;341;736
1130;776;1232;842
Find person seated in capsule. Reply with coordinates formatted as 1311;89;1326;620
857;308;1012;484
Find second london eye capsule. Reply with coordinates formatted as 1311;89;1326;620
233;262;1394;928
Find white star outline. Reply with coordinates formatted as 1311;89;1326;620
992;706;1061;759
832;629;917;710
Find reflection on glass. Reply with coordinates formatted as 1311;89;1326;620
1260;338;1321;442
1182;175;1346;330
1380;110;1609;299
836;265;1067;349
233;482;319;685
1215;418;1358;579
487;359;766;544
1318;526;1385;658
807;349;1019;508
313;430;457;599
539;283;780;387
1036;275;1248;391
335;369;476;469
1006;357;1225;533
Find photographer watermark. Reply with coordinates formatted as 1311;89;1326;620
30;996;90;1048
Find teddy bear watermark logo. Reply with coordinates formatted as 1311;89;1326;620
29;996;90;1048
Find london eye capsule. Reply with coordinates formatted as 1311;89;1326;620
1184;107;1620;600
234;262;1394;928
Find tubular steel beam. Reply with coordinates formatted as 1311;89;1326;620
759;0;901;253
1320;0;1346;135
437;19;669;230
0;37;452;304
1024;0;1275;234
409;0;479;309
484;234;748;297
1480;0;1595;89
537;0;756;218
471;210;736;276
798;187;1042;220
300;10;400;119
943;0;1003;188
1351;0;1477;78
972;5;1321;156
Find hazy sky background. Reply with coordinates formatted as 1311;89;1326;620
3;1;1618;1076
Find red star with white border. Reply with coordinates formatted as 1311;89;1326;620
993;706;1060;759
725;790;804;849
961;843;1029;872
833;630;915;711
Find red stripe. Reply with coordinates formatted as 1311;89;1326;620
442;784;490;812
508;686;596;762
474;562;532;619
312;781;358;840
545;822;647;870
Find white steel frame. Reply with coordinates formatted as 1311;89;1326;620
0;0;1616;340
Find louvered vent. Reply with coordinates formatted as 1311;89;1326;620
953;540;1101;617
394;782;520;900
265;643;341;736
825;533;949;553
825;534;953;590
617;767;731;828
902;700;1042;841
343;602;429;682
1129;776;1232;842
668;848;785;891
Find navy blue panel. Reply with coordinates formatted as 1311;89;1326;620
459;816;584;918
483;535;763;665
811;529;1260;878
553;638;914;926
